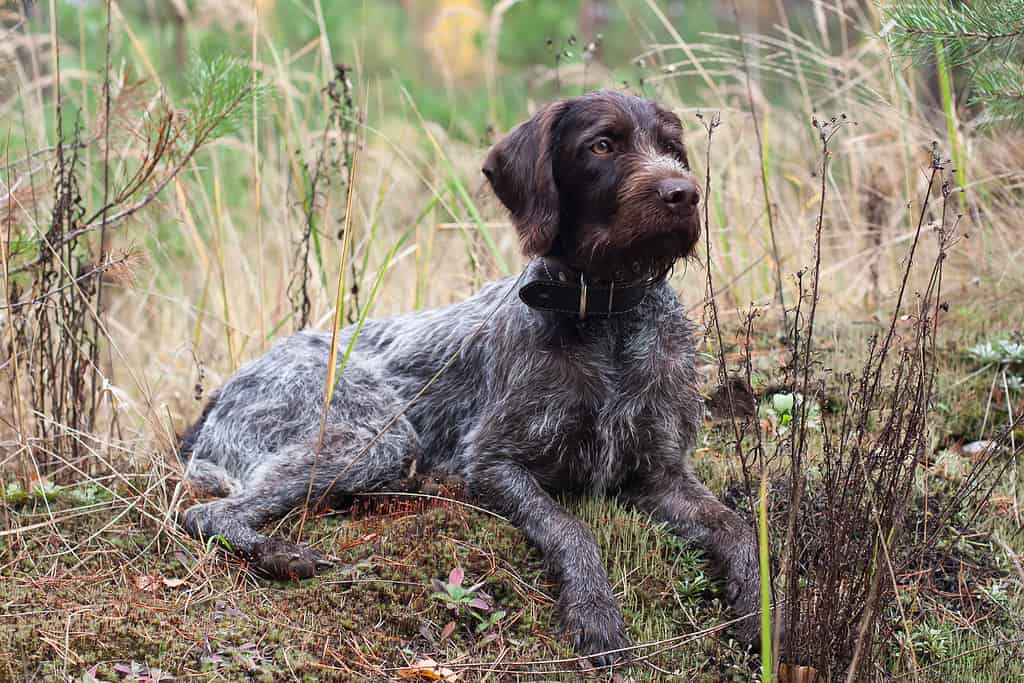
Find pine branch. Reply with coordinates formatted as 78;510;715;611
10;56;268;276
884;0;1024;129
883;0;1024;66
972;62;1024;128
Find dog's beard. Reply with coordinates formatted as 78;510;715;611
574;218;699;283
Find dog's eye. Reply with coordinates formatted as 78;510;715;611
590;138;613;156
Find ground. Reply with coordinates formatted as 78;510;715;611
3;334;1022;682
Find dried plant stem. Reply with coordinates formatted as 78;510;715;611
699;111;757;506
88;0;113;432
779;117;836;651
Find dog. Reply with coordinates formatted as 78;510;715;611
179;89;764;665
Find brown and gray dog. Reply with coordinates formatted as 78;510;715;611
179;89;764;665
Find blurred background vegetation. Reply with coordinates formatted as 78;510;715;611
13;0;908;139
38;0;724;132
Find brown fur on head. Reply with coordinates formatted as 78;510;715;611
483;90;701;282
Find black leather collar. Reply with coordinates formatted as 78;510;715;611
518;259;655;319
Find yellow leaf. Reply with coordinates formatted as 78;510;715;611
398;658;460;682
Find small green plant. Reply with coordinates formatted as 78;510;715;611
967;339;1024;366
899;622;954;662
3;479;63;507
966;337;1024;394
666;537;716;603
772;392;795;427
71;667;106;683
675;568;714;605
763;392;819;434
68;484;114;505
430;567;506;634
980;580;1009;608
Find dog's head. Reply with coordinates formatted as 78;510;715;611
483;89;700;281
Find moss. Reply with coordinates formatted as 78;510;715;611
0;488;763;682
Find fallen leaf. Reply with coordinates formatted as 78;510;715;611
418;622;436;645
398;658;460;682
779;662;822;683
161;577;187;588
440;621;456;642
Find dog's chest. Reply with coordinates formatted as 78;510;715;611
528;330;682;492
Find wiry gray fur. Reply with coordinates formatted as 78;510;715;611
179;90;766;666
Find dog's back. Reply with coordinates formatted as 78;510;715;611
178;277;515;489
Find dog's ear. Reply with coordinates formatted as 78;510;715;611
483;100;569;257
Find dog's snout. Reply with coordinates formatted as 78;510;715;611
657;178;699;207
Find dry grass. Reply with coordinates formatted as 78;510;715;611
2;1;1023;681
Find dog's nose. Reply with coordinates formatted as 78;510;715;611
658;178;699;207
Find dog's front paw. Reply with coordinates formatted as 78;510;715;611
251;538;333;580
724;575;758;641
725;574;787;650
561;593;630;668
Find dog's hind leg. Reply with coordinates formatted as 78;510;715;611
182;415;416;580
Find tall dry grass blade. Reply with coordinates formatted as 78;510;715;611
935;40;968;214
211;172;237;371
252;1;266;347
299;118;360;540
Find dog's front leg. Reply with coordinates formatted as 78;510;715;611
622;462;764;646
469;458;628;666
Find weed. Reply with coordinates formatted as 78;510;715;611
430;566;507;634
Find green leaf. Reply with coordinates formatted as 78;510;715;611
3;482;29;506
445;584;467;601
772;393;795;414
209;535;233;552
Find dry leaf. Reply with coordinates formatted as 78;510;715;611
779;662;822;683
398;658;460;682
133;575;162;593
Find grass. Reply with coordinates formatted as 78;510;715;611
3;1;1024;681
2;480;754;681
